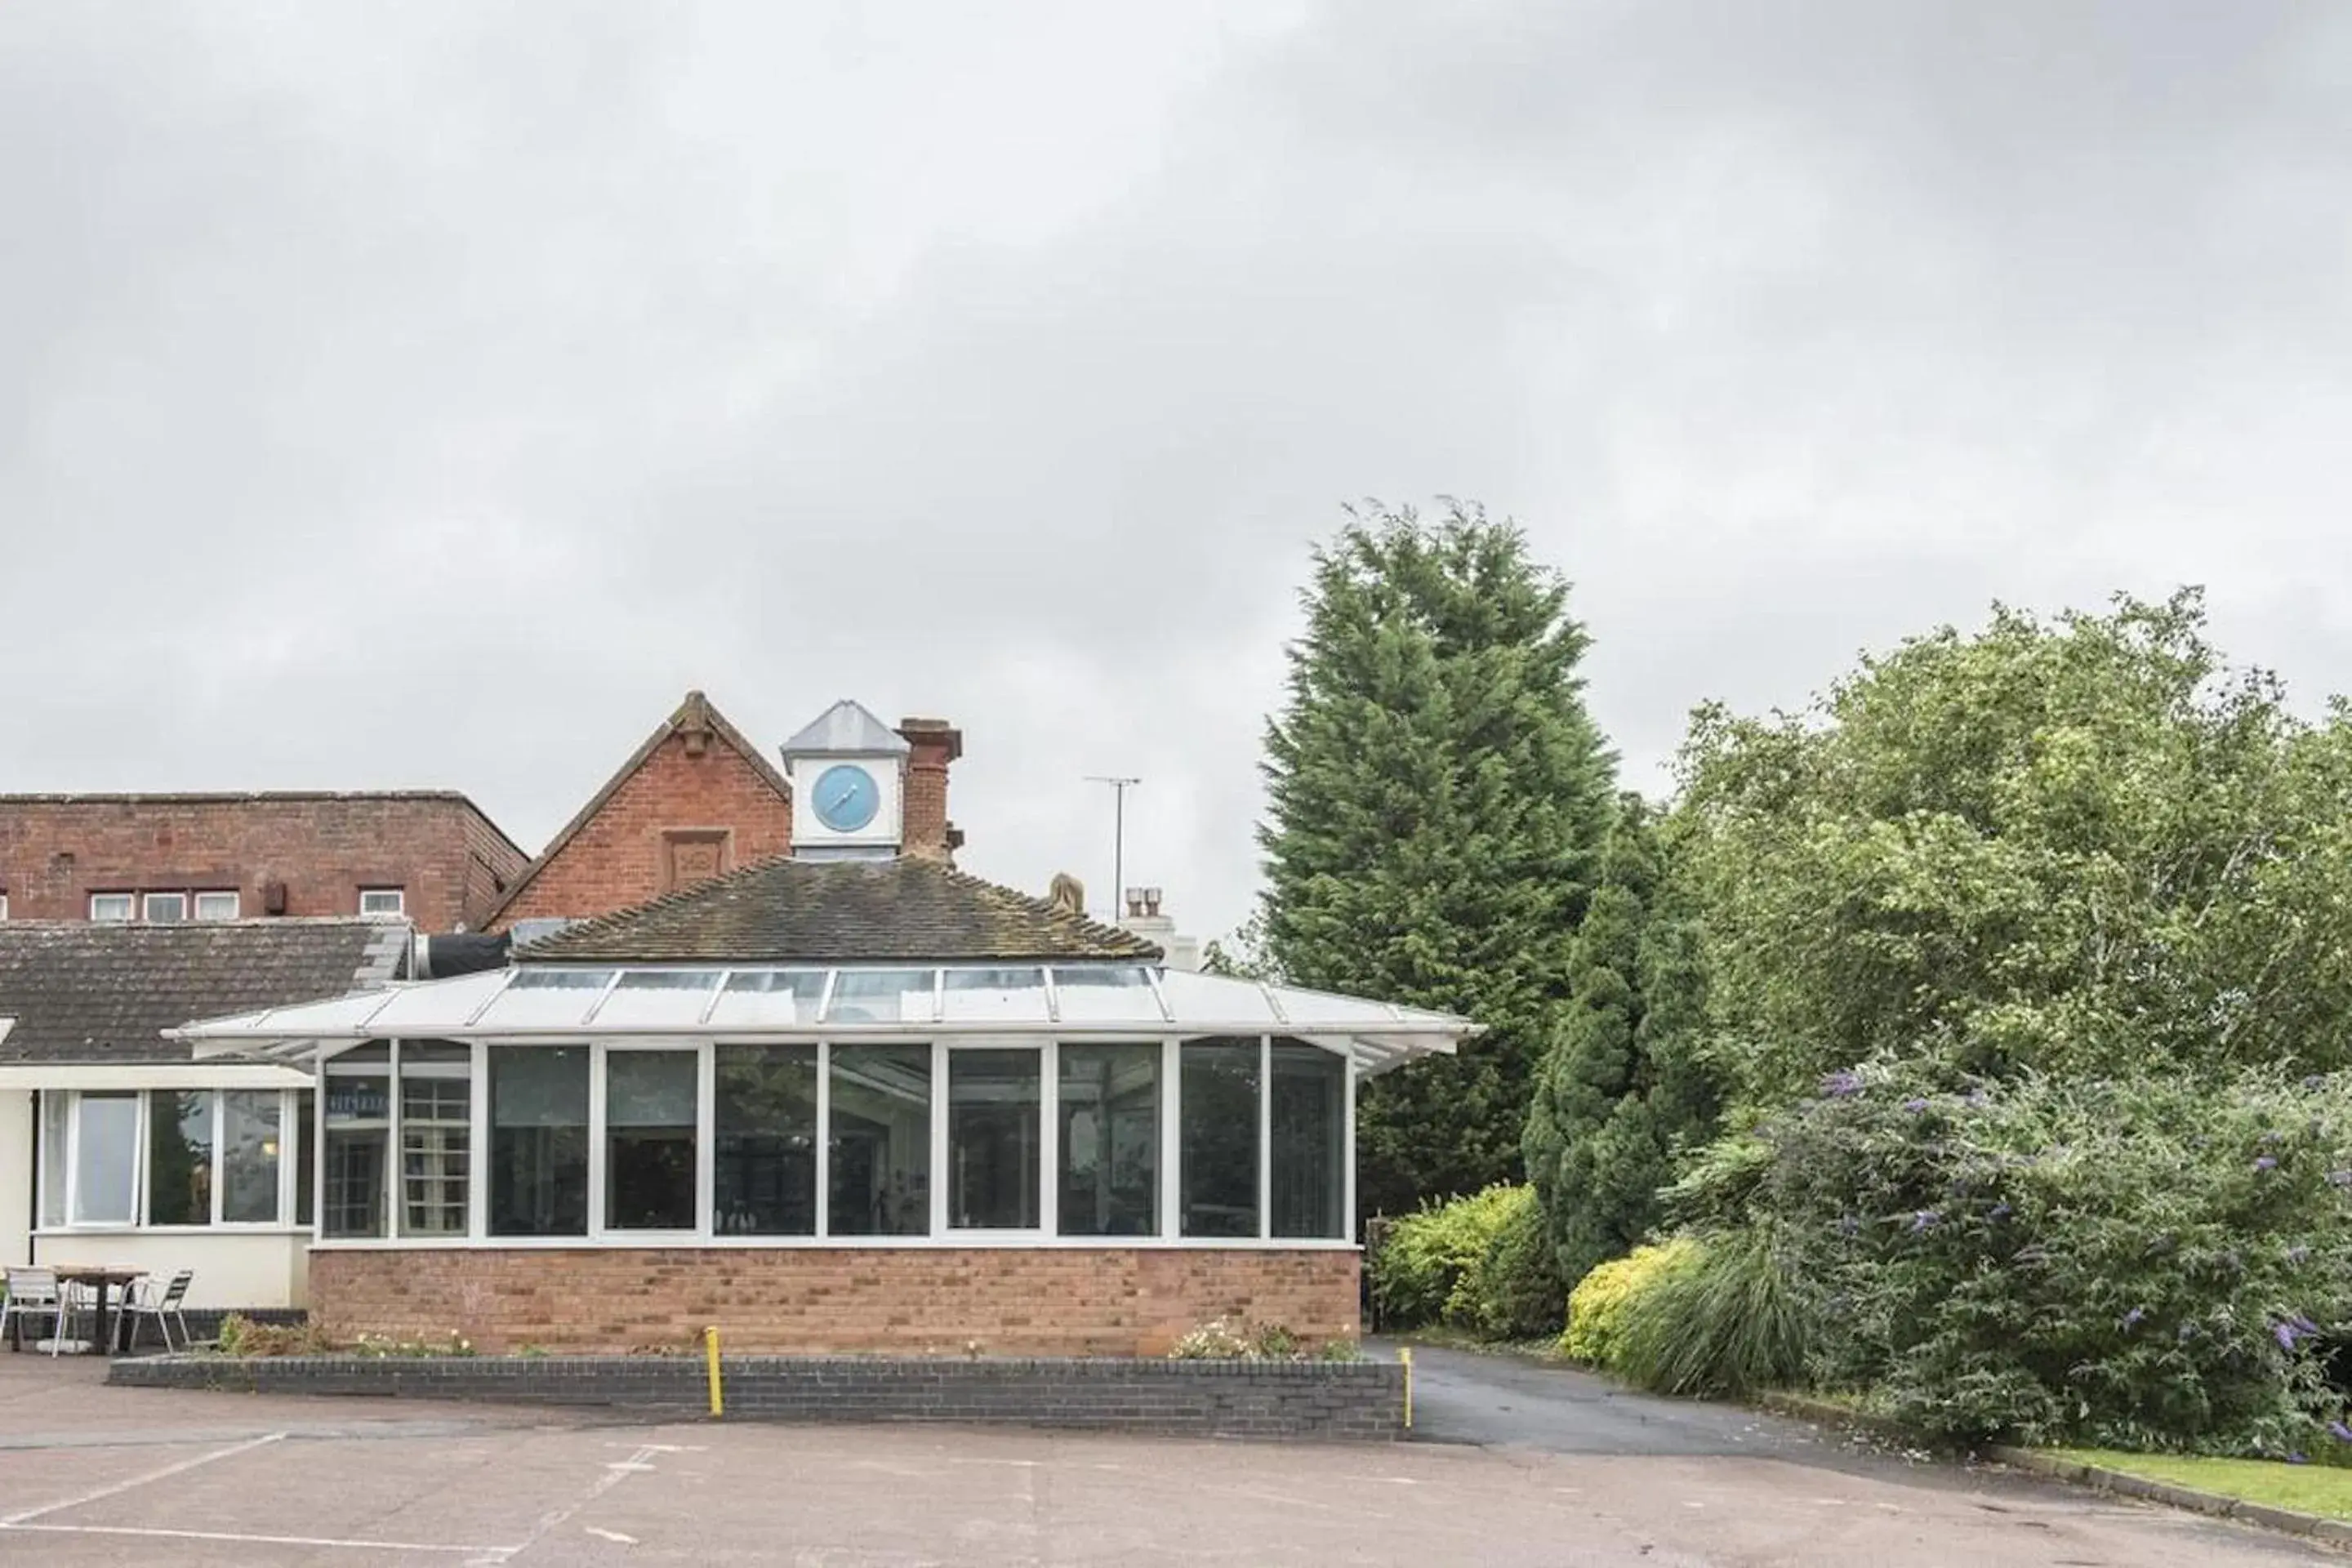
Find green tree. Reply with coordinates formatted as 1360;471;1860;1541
1677;588;2352;1109
1522;799;1718;1284
1259;501;1616;1216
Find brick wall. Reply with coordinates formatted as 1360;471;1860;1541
112;1352;1405;1440
490;728;792;929
0;794;527;930
896;718;962;862
310;1246;1360;1356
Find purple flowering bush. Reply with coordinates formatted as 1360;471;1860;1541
1714;1061;2352;1452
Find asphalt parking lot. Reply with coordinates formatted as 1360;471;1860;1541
0;1352;2326;1565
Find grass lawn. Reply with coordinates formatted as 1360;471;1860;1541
2057;1449;2352;1521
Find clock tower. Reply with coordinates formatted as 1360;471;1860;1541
779;699;911;859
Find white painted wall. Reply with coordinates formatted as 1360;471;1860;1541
0;1089;30;1268
33;1230;308;1310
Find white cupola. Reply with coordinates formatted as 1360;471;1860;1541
780;699;911;859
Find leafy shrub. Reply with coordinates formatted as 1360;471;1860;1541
1371;1184;1534;1331
1739;1060;2352;1451
1561;1238;1695;1365
1458;1185;1569;1339
215;1314;327;1357
1609;1227;1813;1398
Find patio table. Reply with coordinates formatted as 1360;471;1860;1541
48;1264;144;1356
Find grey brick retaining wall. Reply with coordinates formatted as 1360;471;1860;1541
108;1353;1405;1441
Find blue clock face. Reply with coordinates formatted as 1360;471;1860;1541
812;764;881;834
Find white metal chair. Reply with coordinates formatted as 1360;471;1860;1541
2;1267;87;1356
118;1269;195;1353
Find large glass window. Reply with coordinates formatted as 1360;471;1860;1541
715;1045;817;1236
1270;1040;1347;1239
324;1046;391;1238
828;1045;930;1236
294;1089;316;1227
489;1046;589;1237
38;1092;69;1227
73;1093;140;1226
146;1090;213;1226
606;1050;697;1231
948;1049;1041;1230
220;1090;282;1224
1058;1045;1159;1236
1180;1038;1260;1239
399;1044;470;1236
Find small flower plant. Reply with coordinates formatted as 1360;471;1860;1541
1166;1316;1355;1362
349;1329;476;1359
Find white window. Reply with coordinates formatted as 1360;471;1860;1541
38;1088;304;1231
143;892;188;923
70;1093;140;1226
194;890;240;921
90;893;134;921
0;891;9;919
359;888;406;918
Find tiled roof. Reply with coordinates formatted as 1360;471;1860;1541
0;920;408;1065
515;856;1160;964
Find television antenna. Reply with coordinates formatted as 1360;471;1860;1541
1085;776;1141;922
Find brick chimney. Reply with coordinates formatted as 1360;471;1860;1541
897;717;964;862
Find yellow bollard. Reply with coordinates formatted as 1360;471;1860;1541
705;1325;724;1419
1399;1345;1413;1430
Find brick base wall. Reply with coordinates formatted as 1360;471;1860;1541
111;1353;1405;1441
309;1247;1361;1356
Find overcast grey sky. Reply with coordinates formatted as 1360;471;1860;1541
3;2;2347;940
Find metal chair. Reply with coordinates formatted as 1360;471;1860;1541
118;1269;195;1352
2;1267;87;1355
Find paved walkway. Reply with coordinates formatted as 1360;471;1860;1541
0;1347;2328;1564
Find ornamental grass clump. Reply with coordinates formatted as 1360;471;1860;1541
1606;1227;1814;1398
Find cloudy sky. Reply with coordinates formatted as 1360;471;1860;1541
3;2;2346;940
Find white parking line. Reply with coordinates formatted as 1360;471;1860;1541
1;1521;510;1555
501;1442;666;1561
0;1430;286;1526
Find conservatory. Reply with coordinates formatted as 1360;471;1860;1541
172;957;1473;1354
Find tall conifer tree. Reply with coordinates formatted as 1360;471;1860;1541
1521;800;1718;1283
1259;501;1615;1217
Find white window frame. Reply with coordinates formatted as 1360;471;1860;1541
193;889;241;922
0;891;10;919
142;891;188;924
301;1031;1359;1252
359;887;406;919
396;1050;474;1238
940;1037;1051;1239
36;1087;306;1233
594;1041;703;1241
89;893;134;921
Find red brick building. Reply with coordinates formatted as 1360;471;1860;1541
483;691;964;933
0;792;527;932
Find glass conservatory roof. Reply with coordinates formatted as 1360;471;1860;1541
170;964;1474;1075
